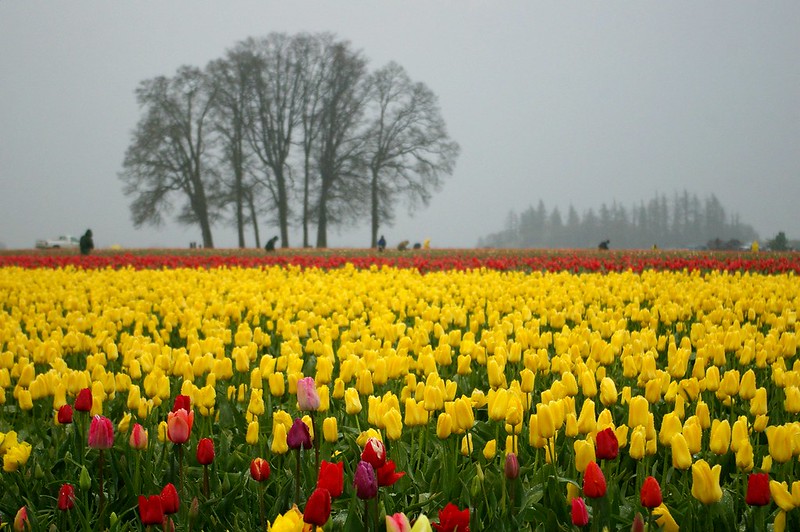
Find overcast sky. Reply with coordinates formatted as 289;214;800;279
1;1;798;250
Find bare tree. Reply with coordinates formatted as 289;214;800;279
314;41;369;248
294;33;333;248
244;34;304;248
207;46;260;247
120;66;218;248
363;62;460;247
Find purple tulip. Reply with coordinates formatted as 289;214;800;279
354;460;378;499
287;418;312;450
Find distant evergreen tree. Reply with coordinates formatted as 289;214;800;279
479;190;759;249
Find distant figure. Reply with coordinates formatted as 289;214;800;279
413;242;421;250
423;238;431;250
397;240;409;251
598;240;609;250
377;235;386;252
751;240;759;253
79;229;94;255
265;236;279;251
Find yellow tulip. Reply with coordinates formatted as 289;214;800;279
695;400;711;429
384;409;403;441
488;389;509;422
268;373;285;397
454;397;475;432
461;433;473;456
599;377;617;406
436;413;453;440
536;403;556;439
739;369;756;400
770;481;797;512
736;439;754;471
17;389;33;411
323;416;338;443
652;503;680;532
682;419;702;454
753;415;769;433
2;442;32;472
271;423;288;454
730;416;749;453
767;425;794;463
670;433;692;470
628;396;649;428
246;420;259;445
573;438;595;473
505;395;524;427
720;369;740;397
577;399;596;435
658;412;682;446
786;386;800;413
709;419;731;455
691;459;722;504
483;439;497;460
629;426;646;460
344;387;362;415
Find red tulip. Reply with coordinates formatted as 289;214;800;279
745;472;771;506
595;427;619;460
13;506;29;532
74;388;92;412
57;404;74;424
571;497;589;527
582;461;607;498
317;460;344;498
166;408;194;444
640;476;662;508
172;395;191;413
196;438;215;465
432;502;470;532
250;457;271;482
303;487;332;526
361;437;387;469
88;415;114;449
377;459;405;487
138;495;164;526
57;484;75;511
160;483;180;515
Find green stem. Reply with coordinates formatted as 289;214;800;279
294;448;301;505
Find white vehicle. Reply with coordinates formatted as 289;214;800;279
35;235;80;249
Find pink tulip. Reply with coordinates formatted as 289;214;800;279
386;512;411;532
88;415;114;449
129;423;148;450
297;377;321;411
167;408;194;444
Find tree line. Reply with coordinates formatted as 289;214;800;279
478;191;759;249
120;33;459;249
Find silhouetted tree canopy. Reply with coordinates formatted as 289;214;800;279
120;32;459;249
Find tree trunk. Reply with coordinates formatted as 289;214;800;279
247;192;261;248
236;168;246;247
316;185;328;248
275;168;290;249
370;169;379;248
302;153;311;248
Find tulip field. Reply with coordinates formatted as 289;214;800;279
1;248;799;531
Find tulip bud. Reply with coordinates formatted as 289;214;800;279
79;465;92;491
504;453;520;479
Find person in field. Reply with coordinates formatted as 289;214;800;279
265;236;279;251
80;229;94;255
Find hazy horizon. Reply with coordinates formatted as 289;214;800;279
2;2;798;250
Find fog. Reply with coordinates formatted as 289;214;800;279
1;2;798;250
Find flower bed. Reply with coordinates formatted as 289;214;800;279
0;254;798;530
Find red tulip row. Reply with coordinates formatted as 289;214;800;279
1;249;798;273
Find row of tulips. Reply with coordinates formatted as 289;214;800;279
1;248;799;273
0;261;799;529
